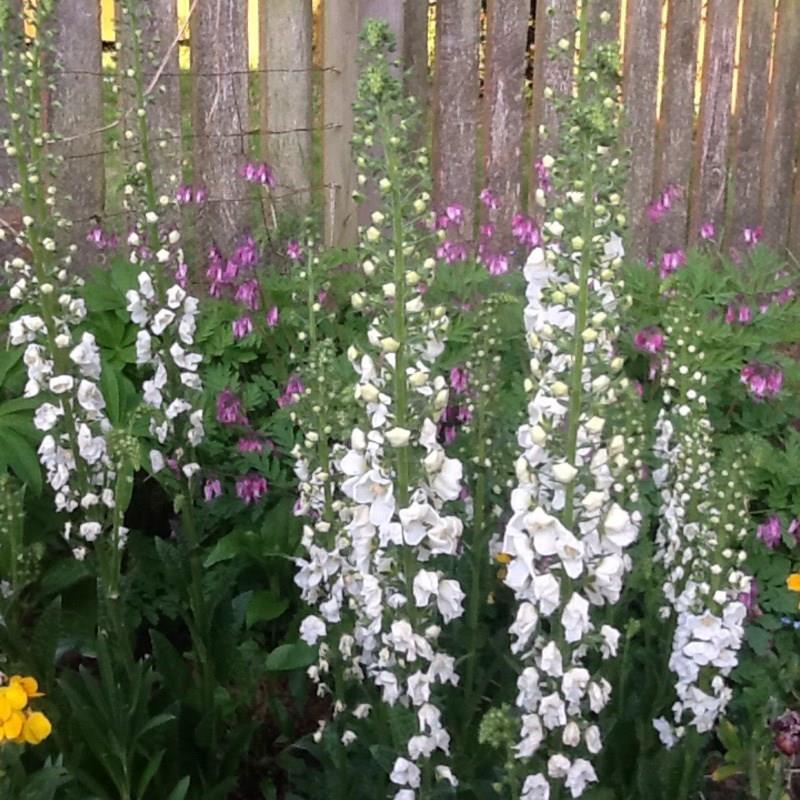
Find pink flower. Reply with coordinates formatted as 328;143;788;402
743;226;763;246
757;515;782;549
232;315;254;339
216;390;249;426
236;473;269;504
234;235;258;268
449;366;469;394
237;437;264;454
235;278;261;311
479;188;500;210
511;214;539;247
741;362;784;400
535;158;553;193
175;261;189;289
277;375;305;408
633;326;665;355
176;185;193;205
241;161;276;188
286;240;303;261
738;579;762;618
204;478;222;502
480;223;496;239
436;240;467;264
647;184;681;223
789;518;800;543
659;248;686;279
266;305;280;328
699;221;715;240
194;186;208;204
482;250;510;275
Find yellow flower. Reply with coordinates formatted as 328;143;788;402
495;552;512;565
0;683;28;712
10;676;43;699
21;711;52;745
1;710;24;740
788;573;800;593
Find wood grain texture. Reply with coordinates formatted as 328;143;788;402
261;0;313;216
586;0;620;48
688;0;737;243
49;0;104;250
432;0;480;239
482;0;529;247
0;0;21;190
322;0;360;246
403;0;430;115
116;0;181;216
729;0;774;244
761;0;800;251
191;0;250;254
622;0;661;259
653;0;701;252
529;0;576;207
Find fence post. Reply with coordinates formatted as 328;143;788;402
688;0;736;244
622;0;661;260
261;0;313;218
761;0;800;252
652;0;701;254
529;0;576;209
728;0;774;246
49;0;104;261
115;0;182;210
586;0;620;48
322;0;359;247
482;0;529;248
0;0;21;190
432;0;480;239
191;0;250;255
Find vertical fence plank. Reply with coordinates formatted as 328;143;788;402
482;0;529;246
791;166;800;259
261;0;313;216
652;0;701;253
586;0;620;48
403;0;430;113
432;0;480;238
688;0;737;242
622;0;661;260
0;0;21;190
529;0;576;208
729;0;774;243
322;0;359;246
192;0;250;254
116;0;181;206
49;0;104;251
761;0;800;251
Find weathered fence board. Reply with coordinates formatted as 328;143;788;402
586;0;620;49
260;0;313;216
760;0;800;251
622;0;662;259
403;0;431;124
322;0;359;247
116;0;181;211
432;0;480;238
49;0;104;247
482;0;529;245
729;0;774;244
0;0;21;191
652;0;701;253
529;0;576;208
688;0;737;243
191;0;250;254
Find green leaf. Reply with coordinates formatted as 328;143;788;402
745;624;772;656
246;591;289;627
101;364;121;424
136;748;165;800
711;764;742;782
2;426;42;495
166;776;191;800
265;642;316;672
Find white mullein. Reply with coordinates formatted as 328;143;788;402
123;226;204;476
651;326;750;747
2;2;118;561
293;21;464;796
501;42;643;799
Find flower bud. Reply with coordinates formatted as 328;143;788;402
385;427;411;447
380;337;400;353
553;462;578;483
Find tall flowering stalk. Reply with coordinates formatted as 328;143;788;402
293;22;464;796
651;319;751;747
0;1;137;620
498;37;643;799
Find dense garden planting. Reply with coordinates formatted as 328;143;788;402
1;4;800;799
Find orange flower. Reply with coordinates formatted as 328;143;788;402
787;573;800;606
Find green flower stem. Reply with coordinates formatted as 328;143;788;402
307;249;317;347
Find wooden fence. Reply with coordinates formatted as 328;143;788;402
2;0;800;262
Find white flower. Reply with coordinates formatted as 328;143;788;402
539;692;567;729
562;721;581;746
406;671;431;706
565;758;597;798
49;375;74;394
149;450;165;473
561;593;591;643
151;308;176;336
547;753;571;778
532;573;561;616
436;579;465;623
79;521;102;542
431;456;462;501
539;641;563;677
166;284;187;309
126;290;149;324
77;380;106;413
603;503;638;549
412;570;439;607
552;462;578;483
600;625;621;658
517;713;545;757
521;773;550;800
585;725;602;754
136;330;152;364
435;765;458;787
69;333;102;379
385;427;411;447
510;602;539;654
427;514;462;555
390;758;421;788
561;667;590;705
299;615;327;645
34;402;62;431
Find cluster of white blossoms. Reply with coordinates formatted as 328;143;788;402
123;228;204;478
651;326;750;747
500;43;644;800
293;21;464;797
